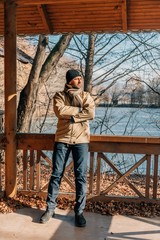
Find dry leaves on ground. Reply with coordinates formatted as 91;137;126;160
0;194;160;217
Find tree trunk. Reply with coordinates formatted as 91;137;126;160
84;34;95;92
17;34;73;132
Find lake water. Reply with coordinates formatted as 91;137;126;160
91;107;160;137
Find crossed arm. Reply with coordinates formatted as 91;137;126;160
53;92;95;123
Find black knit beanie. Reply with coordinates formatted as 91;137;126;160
66;69;82;84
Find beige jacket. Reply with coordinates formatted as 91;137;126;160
53;90;95;144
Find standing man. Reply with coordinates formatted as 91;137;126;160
40;69;95;227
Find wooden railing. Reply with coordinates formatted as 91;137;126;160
0;133;160;201
13;133;160;203
0;133;5;195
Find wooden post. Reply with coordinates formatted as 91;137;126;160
4;0;17;197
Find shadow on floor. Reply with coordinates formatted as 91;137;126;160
106;215;160;240
0;207;110;240
0;207;160;240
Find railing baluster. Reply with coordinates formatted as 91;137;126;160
0;160;1;191
153;155;158;199
89;152;94;194
103;155;147;194
36;150;41;191
30;150;34;190
145;154;151;198
96;153;101;195
23;150;28;190
99;153;144;197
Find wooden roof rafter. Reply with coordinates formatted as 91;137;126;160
37;4;53;34
121;0;128;32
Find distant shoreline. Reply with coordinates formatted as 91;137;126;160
98;103;160;108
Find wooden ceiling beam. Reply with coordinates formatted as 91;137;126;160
121;0;128;32
0;0;104;7
16;0;54;5
37;4;53;34
16;0;102;5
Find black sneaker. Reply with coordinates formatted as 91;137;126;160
40;209;55;224
75;213;86;227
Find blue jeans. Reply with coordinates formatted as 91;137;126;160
47;142;88;215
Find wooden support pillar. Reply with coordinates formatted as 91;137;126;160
4;0;17;197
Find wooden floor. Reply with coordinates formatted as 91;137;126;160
0;207;160;240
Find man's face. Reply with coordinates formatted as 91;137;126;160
69;76;83;89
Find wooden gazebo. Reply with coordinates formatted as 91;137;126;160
1;0;160;198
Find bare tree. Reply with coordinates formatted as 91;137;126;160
145;77;160;106
65;33;160;103
17;34;73;132
84;34;95;92
125;76;145;105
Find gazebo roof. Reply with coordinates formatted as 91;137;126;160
0;0;160;35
